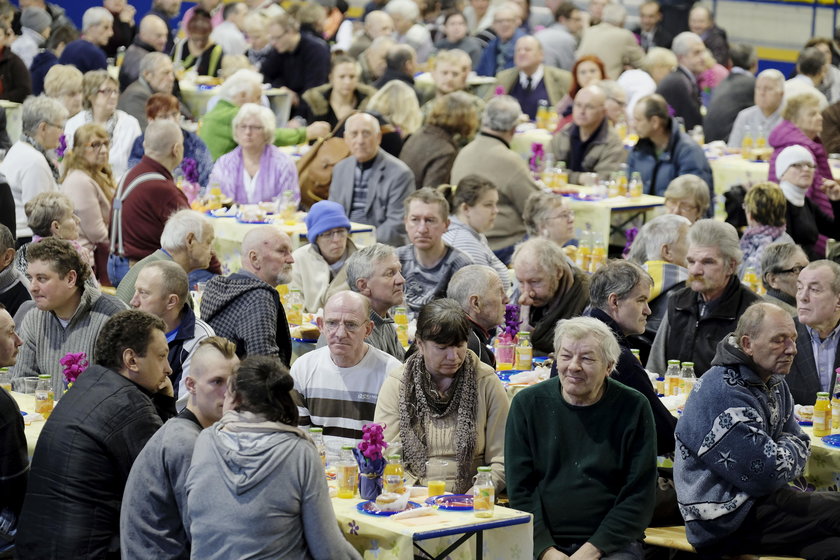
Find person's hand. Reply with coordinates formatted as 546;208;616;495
569;542;602;560
120;4;136;24
158;376;174;397
539;547;571;560
306;121;331;140
821;178;840;201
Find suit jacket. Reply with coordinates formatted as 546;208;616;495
787;318;840;405
328;149;414;246
657;66;702;130
576;23;644;80
704;71;756;142
632;26;674;51
118;78;192;132
490;65;572;107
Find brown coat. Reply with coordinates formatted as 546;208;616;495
548;118;627;184
399;125;458;189
822;100;840;155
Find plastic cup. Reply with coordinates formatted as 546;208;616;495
23;376;39;394
426;459;448;496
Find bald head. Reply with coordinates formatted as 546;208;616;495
241;226;295;286
138;14;169;52
365;10;394;38
143;119;183;170
514;35;543;75
325;290;372;318
320;291;374;366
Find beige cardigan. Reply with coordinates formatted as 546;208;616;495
373;352;509;493
288;238;357;313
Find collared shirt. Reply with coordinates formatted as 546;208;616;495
806;323;840;391
350;152;378;222
518;64;545;91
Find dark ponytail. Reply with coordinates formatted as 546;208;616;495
230;356;299;426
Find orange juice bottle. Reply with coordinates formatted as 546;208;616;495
814;392;831;437
383;454;405;493
741;125;754;160
35;375;54;418
473;467;494;518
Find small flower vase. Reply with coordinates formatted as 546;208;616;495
359;471;383;500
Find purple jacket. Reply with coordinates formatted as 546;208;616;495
208;144;300;205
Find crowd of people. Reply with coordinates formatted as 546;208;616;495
2;0;840;558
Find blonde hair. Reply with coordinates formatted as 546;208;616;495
60;123;117;202
43;65;83;98
366;80;422;136
782;92;821;123
81;70;118;110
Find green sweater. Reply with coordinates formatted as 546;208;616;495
505;377;657;557
199;99;307;160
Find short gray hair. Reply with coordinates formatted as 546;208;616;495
760;242;807;289
734;302;783;342
143;119;182;158
523;192;568;236
589;259;652;310
805;260;840;295
511;237;568;276
481;95;522;132
140;52;171;77
22;95;68;135
82;7;113;31
143;260;189;306
688;219;742;267
25;191;74;238
232;103;276;144
447;265;500;311
671;31;703;57
601;3;626;25
626;213;690;264
0;224;13;253
346;243;397;290
385;0;419;21
218;68;264;102
664;174;711;217
160;209;212;252
553;316;621;369
756;68;785;88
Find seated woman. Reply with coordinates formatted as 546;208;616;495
289;201;358;313
433;11;483;68
43;64;84;119
128;93;214;189
400;91;479;189
60;123;116;285
63;70;142;179
663;174;710;223
300;54;377;128
374;299;509;494
207;103;300;205
738;181;794;278
172;8;224;78
365;80;422;141
523;191;576;265
441;175;511;293
186;356;361;560
556;55;607;129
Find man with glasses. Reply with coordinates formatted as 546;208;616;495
548;84;626;184
476;2;525;76
291;291;401;447
58;7;113;73
760;242;808;316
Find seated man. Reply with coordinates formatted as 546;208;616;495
675;302;840;558
200;226;293;365
512;237;589;355
120;337;238;560
576;3;644;80
57;7;112;73
784;46;829;110
549;84;625;184
703;43;757;143
447;264;509;368
648;219;762;376
0;304;25;556
15;310;176;559
787;260;840;405
418;48;484;117
386;0;432;63
116;209;215;304
628;93;713;197
632;1;673;52
118;14;169;91
329;113;415;246
687;4;728;65
292;291;401;447
728;69;785;148
373;44;418;91
171;9;224;79
348;10;394;58
129;261;215;408
397;188;473;316
491;35;571;120
358;36;396;85
119;52;189;131
760;242;809;316
12;238;125;397
655;32;705;131
0;225;30;317
261;13;330;105
476;3;525;77
506;316;657;559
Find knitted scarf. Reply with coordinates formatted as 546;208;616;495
398;351;478;493
779;180;806;207
21;133;60;181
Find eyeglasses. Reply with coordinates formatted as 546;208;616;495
236;124;264;132
546;211;574;221
97;88;119;97
573;102;603;112
324;319;363;333
493;17;516;24
775;265;805;276
319;229;349;240
790;162;816;171
45;121;64;130
665;199;700;213
86;140;110;151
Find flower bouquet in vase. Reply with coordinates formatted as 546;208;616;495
353;422;388;500
178;157;201;203
494;304;521;371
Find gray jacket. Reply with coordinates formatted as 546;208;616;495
548;118;627;185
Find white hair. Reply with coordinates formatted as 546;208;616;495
601;3;626;26
83;7;113;31
385;0;419;21
160;210;212;252
218;68;264;102
756;68;785;88
626;214;690;264
672;31;703;57
232;103;276;144
482;95;522;132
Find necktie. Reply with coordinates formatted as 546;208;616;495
526;76;533;92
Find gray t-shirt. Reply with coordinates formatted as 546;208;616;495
397;244;473;315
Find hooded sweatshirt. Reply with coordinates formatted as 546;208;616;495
185;411;361;560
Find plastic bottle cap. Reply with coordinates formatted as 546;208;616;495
681;362;694;367
341;445;355;450
817;392;830;398
667;360;680;365
38;374;50;379
477;466;491;472
309;427;323;433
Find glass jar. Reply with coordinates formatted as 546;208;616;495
814;392;831;437
514;332;533;370
336;445;358;499
473;466;494;518
35;374;54;418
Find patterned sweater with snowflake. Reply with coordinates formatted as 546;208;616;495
674;335;810;549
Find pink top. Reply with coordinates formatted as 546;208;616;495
60;169;111;254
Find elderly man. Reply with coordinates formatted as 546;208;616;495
448;264;509;368
507;316;657;559
785;260;840;405
655;31;705;130
675;302;840;558
12;7;52;69
728;69;785;148
329;112;415;246
292;291;401;447
147;0;182;52
535;2;581;71
633;1;673;52
648;219;763;376
200;226;294;365
577;3;644;80
0;304;25;555
452;96;540;262
118;15;169;91
386;0;433;63
476;2;525;77
374;44;418;91
262;13;330;106
120;337;238;560
16;310;176;559
119;52;190;130
512;237;589;355
12;238;125;396
398;188;473;316
704;43;758;143
549;84;625;183
348;10;394;58
628;93;713;197
359;36;396;85
129;261;215;408
57;7;113;72
785;47;830;110
687;4;728;65
0;225;29;317
760;242;809;316
491;35;571;120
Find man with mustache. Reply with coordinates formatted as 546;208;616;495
648;219;762;377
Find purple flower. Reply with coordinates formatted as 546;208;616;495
529;143;545;174
348;521;359;535
622;227;639;257
181;157;199;184
357;422;388;461
56;135;67;161
502;304;521;340
59;352;88;384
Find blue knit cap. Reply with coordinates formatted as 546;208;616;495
305;200;351;243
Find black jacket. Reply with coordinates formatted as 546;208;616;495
656;66;702;131
0;46;31;103
704;71;755;142
786;318;840;405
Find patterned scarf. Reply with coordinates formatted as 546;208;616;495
398;351;478;493
21;133;60;181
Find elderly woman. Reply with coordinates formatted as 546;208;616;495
400;91;479;189
523;191;576;261
300;54;377;128
207;103;300;205
64;70;142;179
187;356;361;560
441;175;511;293
0;96;68;244
768;92;838;257
663;174;710;223
60;123;115;284
760;242;809;316
43;64;84;118
366;80;423;140
289;201;358;313
128;93;214;188
739;182;795;278
619;47;676;122
374;299;509;494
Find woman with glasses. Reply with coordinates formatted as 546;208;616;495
662;174;710;224
63;69;142;179
523;191;577;265
738;182;794;280
207;103;299;204
760;242;809;316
